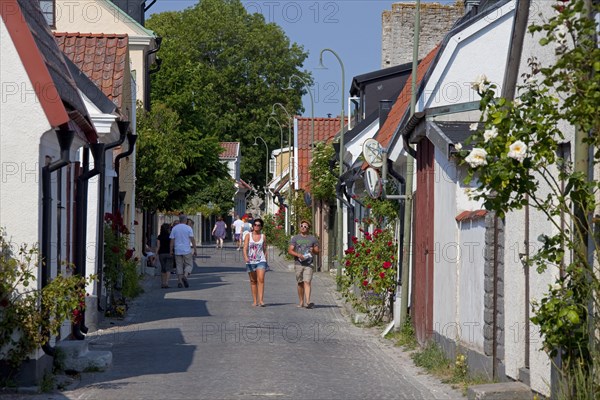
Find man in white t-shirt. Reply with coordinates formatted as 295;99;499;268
232;214;244;250
169;214;196;288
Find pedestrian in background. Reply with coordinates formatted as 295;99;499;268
243;218;268;307
288;220;319;308
157;223;172;288
212;216;227;249
170;214;197;288
232;214;244;250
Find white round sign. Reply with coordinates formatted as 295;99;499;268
362;138;384;169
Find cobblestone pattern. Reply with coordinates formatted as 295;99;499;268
381;2;464;68
6;245;465;400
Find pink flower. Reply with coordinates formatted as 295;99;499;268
383;261;392;269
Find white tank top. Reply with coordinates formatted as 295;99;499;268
247;233;266;264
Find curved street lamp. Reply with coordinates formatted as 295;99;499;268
287;74;316;238
271;103;293;235
318;48;345;286
253;136;269;191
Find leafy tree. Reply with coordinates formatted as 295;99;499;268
146;0;312;188
186;177;237;215
309;142;337;203
136;102;226;211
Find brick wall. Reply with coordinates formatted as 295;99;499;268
381;1;464;68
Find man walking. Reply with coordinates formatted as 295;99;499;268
170;214;197;288
288;220;319;308
232;214;244;250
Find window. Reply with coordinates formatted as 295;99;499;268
39;0;55;27
269;159;276;174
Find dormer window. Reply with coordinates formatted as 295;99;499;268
39;0;55;27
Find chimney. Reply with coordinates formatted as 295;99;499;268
379;100;393;126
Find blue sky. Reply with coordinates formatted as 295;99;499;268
147;1;451;118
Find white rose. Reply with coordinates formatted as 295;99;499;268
465;148;488;168
469;123;478;131
483;126;498;142
513;98;522;107
508;140;528;162
454;143;463;150
471;74;489;93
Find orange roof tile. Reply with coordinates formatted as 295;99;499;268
375;45;441;149
296;117;342;192
54;32;129;109
220;142;240;159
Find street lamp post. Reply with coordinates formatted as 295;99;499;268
287;74;316;238
271;103;293;235
253;136;269;192
318;48;345;286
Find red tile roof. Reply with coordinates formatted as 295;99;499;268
375;45;441;149
296;117;342;192
54;32;129;109
455;210;487;222
1;0;97;143
219;142;240;159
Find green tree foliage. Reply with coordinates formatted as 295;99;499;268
136;103;226;211
146;0;312;188
186;177;237;215
309;142;337;203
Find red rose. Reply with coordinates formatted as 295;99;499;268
345;260;351;267
362;280;369;286
352;236;358;244
383;261;392;269
387;241;393;246
366;249;371;254
111;246;120;254
379;272;386;278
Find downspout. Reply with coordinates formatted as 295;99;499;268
73;143;105;340
144;36;162;111
112;133;137;216
41;128;75;356
96;122;129;313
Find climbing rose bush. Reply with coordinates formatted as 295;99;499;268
338;224;397;324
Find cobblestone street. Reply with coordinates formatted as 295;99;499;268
4;246;465;400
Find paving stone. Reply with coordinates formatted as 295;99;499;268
10;246;466;400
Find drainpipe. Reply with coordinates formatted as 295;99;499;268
144;36;162;110
41;127;74;355
96;122;129;313
112;133;137;216
72;143;105;340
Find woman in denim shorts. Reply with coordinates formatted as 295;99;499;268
243;218;268;307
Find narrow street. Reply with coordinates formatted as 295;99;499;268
17;246;464;400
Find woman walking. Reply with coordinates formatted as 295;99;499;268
212;216;227;249
243;218;268;307
157;223;173;288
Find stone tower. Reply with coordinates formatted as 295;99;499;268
381;1;465;68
